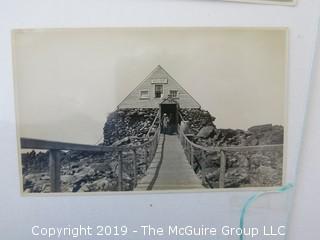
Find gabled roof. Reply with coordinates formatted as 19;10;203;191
150;65;201;107
147;65;174;80
117;65;201;109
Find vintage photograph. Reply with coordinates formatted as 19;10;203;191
13;28;287;194
225;0;296;5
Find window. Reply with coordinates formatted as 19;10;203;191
155;85;163;98
140;90;149;99
169;90;178;98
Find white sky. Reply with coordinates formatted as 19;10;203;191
13;28;286;144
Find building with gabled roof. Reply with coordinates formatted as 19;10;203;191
117;65;201;109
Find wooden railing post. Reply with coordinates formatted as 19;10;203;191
219;150;226;188
118;151;123;191
190;145;194;168
151;140;155;158
152;136;155;159
132;149;137;187
144;146;148;170
200;150;206;183
49;150;61;192
153;137;157;157
186;142;189;161
189;142;192;162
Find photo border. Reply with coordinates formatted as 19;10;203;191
11;27;289;197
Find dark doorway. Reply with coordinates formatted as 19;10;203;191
160;103;178;134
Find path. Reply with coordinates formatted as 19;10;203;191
151;134;204;190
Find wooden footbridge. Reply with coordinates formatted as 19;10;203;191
135;134;203;191
20;111;283;192
152;135;203;190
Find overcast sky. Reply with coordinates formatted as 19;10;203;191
13;28;286;144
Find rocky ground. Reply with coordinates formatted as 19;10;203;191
180;108;216;134
23;108;159;193
22;107;284;192
179;108;284;188
103;108;159;146
23;149;150;193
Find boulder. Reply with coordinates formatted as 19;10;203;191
92;178;111;191
271;125;284;144
250;166;281;186
205;168;220;181
197;126;215;138
250;153;271;168
248;124;273;134
112;137;130;147
180;109;216;133
224;168;249;188
79;183;91;192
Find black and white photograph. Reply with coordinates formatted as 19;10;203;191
13;28;287;194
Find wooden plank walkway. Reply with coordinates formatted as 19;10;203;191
151;134;204;190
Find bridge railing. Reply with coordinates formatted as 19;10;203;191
20;126;161;193
177;123;283;188
146;110;160;138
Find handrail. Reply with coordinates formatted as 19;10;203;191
178;125;283;152
21;128;160;152
21;124;161;192
21;138;115;152
177;124;283;189
146;110;160;138
178;111;185;122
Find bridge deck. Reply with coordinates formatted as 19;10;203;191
151;134;204;190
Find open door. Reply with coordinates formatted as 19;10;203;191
160;99;179;134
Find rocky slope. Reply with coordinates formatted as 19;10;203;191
180;108;216;135
179;108;284;188
23;149;149;193
22;107;284;192
23;108;159;193
103;108;159;146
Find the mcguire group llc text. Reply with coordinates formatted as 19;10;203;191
31;224;287;238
